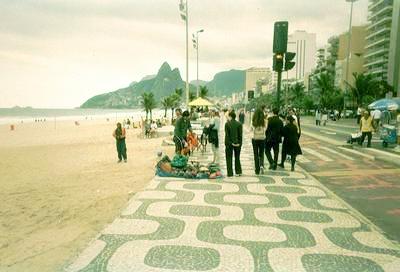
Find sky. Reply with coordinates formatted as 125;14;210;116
0;0;368;108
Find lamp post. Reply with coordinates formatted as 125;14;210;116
179;0;189;107
192;29;204;98
344;0;358;117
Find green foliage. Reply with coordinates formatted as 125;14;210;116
199;86;209;98
346;73;379;107
141;92;157;120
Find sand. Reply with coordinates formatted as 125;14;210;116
0;119;174;271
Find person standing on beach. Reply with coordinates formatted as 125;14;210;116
225;111;243;177
113;122;127;163
251;108;266;175
265;108;283;170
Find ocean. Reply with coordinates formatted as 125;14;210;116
0;108;165;125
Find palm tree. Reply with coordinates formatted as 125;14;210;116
161;96;171;118
346;73;378;107
289;82;305;109
189;91;196;102
169;93;180;120
141;92;157;120
315;72;334;108
199;85;209;98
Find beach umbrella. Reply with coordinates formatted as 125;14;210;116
368;98;400;111
188;97;214;107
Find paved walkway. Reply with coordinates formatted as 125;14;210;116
66;129;400;272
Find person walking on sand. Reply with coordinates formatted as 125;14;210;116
113;122;127;163
251;108;266;175
209;110;220;164
265;108;283;170
225;111;243;177
279;116;302;171
359;110;374;148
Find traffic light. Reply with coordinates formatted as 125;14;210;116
273;53;284;72
273;21;288;53
284;52;296;71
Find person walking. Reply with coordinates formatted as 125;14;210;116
251;108;266;175
279;116;302;171
173;110;191;155
371;108;382;132
113;122;127;163
315;108;322;126
209;110;220;164
265;108;283;170
225;111;243;177
359;110;374;148
239;109;245;125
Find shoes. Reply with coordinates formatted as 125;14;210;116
260;167;264;175
235;174;242;177
291;166;295;171
272;164;277;170
124;159;128;163
117;160;122;163
268;165;273;170
278;163;284;169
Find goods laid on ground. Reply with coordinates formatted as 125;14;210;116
156;155;223;179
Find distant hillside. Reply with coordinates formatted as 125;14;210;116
81;63;245;109
206;69;245;97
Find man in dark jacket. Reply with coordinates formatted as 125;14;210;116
173;110;191;154
225;111;243;177
265;108;283;170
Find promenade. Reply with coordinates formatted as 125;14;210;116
66;127;400;272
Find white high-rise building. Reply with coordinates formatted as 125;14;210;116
287;30;317;80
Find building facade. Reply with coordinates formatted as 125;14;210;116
335;26;367;90
245;67;273;95
287;30;317;80
365;0;400;95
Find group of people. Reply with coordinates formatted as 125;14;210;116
222;107;302;177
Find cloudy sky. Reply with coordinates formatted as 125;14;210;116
0;0;368;108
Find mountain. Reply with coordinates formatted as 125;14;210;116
190;80;208;87
81;62;194;109
80;63;245;109
206;69;245;97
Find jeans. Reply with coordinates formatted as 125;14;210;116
225;144;242;177
252;139;265;174
265;141;279;169
360;131;372;147
116;139;127;160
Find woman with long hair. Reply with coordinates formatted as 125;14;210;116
251;108;266;175
279;115;302;171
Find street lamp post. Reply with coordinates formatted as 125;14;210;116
193;29;204;98
344;0;358;117
179;0;189;107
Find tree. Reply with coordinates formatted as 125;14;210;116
346;73;378;107
199;85;209;98
141;92;157;120
169;93;181;120
315;72;335;109
161;96;172;118
189;91;196;102
289;82;305;109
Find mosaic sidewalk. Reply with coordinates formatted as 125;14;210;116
66;130;400;272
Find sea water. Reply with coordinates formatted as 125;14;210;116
0;108;165;125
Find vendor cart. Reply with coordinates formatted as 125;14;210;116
380;124;397;147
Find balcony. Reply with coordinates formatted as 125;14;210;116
366;26;392;40
365;36;390;49
368;6;393;21
364;47;389;59
364;57;388;68
367;16;392;30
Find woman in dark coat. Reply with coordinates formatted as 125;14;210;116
278;115;302;171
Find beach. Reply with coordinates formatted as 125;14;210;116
0;119;173;271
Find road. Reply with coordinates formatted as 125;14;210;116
298;118;400;243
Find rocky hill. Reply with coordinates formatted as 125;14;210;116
80;62;245;109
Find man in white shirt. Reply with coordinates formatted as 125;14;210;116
371;108;382;131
